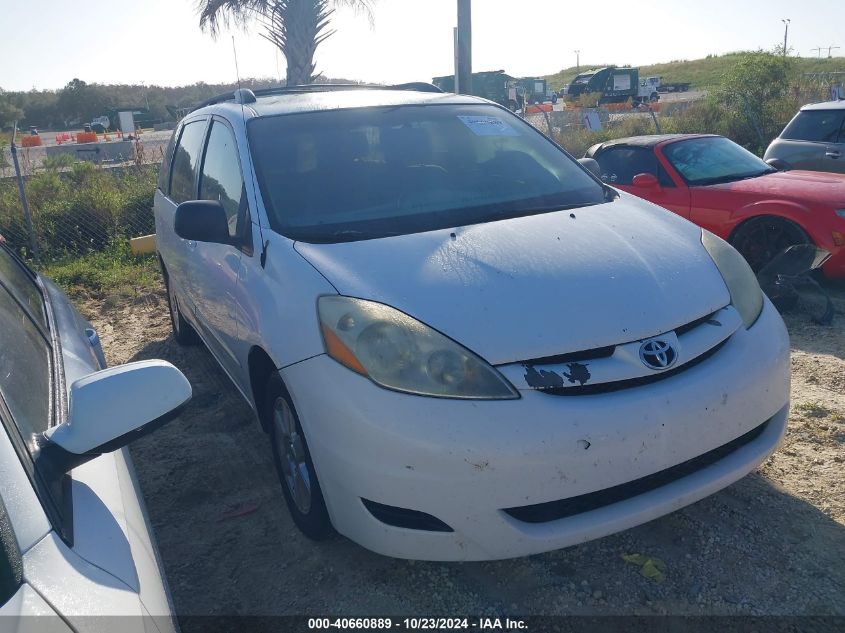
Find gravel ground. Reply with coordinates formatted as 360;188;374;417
79;279;845;626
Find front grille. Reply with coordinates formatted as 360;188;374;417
539;338;727;396
362;499;453;532
503;418;770;524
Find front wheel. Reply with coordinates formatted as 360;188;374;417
264;374;333;540
729;217;812;273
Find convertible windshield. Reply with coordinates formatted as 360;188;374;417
663;136;775;186
248;104;605;242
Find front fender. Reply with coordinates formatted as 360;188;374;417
728;200;815;241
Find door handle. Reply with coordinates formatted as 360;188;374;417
826;151;841;159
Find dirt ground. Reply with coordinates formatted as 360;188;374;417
80;280;845;625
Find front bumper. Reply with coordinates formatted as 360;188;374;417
281;299;790;561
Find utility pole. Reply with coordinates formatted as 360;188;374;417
826;45;841;58
811;47;823;58
456;0;472;95
575;50;580;71
781;19;790;56
9;123;39;261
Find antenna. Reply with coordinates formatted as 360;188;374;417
231;36;269;267
232;36;243;92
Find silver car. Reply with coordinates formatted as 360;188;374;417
764;100;845;173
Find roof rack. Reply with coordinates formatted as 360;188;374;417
192;82;444;112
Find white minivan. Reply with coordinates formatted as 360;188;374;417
154;84;790;561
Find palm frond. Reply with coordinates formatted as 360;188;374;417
332;0;376;28
196;0;271;36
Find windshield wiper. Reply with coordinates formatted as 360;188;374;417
694;169;774;186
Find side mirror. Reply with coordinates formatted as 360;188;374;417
632;173;660;189
765;157;791;171
578;157;602;179
174;200;230;245
38;360;191;473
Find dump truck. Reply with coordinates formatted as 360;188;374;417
566;67;660;105
516;78;558;105
433;70;524;110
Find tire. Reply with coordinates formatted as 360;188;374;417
164;271;200;346
264;374;333;540
729;216;812;273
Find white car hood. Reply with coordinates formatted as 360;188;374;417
295;196;731;365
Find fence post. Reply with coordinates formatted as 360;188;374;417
10;123;40;262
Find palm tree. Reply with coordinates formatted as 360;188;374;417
197;0;374;86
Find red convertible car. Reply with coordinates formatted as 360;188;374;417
585;134;845;277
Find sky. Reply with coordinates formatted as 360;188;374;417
0;0;843;91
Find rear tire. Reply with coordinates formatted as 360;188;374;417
729;216;812;273
164;272;200;346
264;374;333;540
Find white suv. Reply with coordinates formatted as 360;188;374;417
154;84;790;561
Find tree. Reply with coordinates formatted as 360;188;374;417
0;89;24;130
197;0;374;86
714;51;794;154
56;79;112;126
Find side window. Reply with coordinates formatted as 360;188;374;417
169;120;208;204
595;147;674;187
0;285;51;441
157;131;177;192
0;248;46;329
199;121;246;239
839;117;845;144
0;495;22;609
781;110;845;143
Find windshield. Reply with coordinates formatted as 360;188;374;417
662;136;775;186
248;104;606;243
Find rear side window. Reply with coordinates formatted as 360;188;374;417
169;120;208;203
781;110;845;143
595;147;675;186
157;131;177;191
0;248;45;329
199;121;246;238
0;285;51;441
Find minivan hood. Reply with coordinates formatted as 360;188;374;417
295;196;731;365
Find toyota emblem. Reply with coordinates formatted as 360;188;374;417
639;339;678;370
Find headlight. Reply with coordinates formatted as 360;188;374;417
318;296;519;399
701;230;763;328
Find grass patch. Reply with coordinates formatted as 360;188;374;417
40;244;162;302
796;402;833;418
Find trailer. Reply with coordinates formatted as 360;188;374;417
658;82;691;93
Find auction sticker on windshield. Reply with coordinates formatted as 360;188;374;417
458;115;520;137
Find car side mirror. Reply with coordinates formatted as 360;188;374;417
765;157;791;171
38;360;191;474
578;157;602;179
632;173;660;189
174;200;230;245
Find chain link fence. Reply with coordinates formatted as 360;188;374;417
0;137;166;263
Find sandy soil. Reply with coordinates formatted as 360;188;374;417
79;280;845;626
